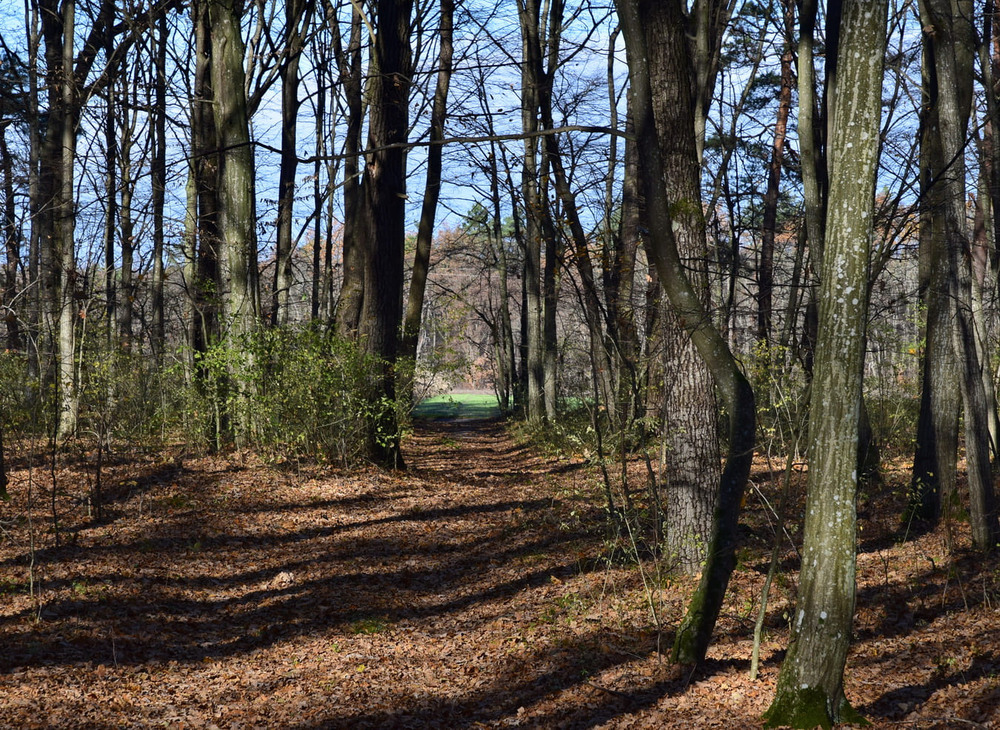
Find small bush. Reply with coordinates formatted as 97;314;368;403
188;327;395;464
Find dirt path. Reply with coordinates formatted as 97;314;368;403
0;421;998;728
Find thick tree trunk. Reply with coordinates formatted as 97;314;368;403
917;0;999;547
642;0;721;575
616;0;756;667
764;0;887;723
209;0;260;445
191;0;220;356
357;0;413;467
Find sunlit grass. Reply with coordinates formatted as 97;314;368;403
412;392;501;420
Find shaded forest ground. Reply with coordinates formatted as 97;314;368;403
0;417;998;728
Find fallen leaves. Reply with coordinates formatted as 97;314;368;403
0;425;997;728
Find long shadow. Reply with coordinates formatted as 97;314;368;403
301;627;668;729
861;652;1000;723
0;418;787;728
0;420;609;672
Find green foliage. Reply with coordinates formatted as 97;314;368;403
746;340;807;455
186;326;396;463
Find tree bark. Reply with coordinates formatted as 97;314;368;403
764;0;887;723
757;0;795;346
150;10;167;362
615;0;756;667
272;0;311;327
399;0;455;405
332;5;365;338
209;0;261;445
915;0;999;547
517;0;548;423
641;0;721;575
56;0;79;440
357;0;413;467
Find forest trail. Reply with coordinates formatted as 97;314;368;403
0;421;999;727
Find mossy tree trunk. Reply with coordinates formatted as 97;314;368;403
763;0;887;724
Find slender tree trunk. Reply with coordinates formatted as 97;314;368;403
102;25;117;348
764;0;888;722
56;0;79;440
150;11;167;363
399;0;455;405
757;0;794;346
25;0;42;396
310;15;327;322
272;0;311;327
518;0;546;423
609;106;642;424
117;89;134;351
0;127;22;352
332;6;365;338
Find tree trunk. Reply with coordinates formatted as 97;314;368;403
117;81;134;351
272;0;311;327
357;0;413;467
332;6;365;338
209;0;260;444
191;0;220;357
642;0;721;575
0;126;22;353
918;0;999;547
399;0;455;406
518;0;546;423
616;0;756;667
150;11;167;363
757;0;794;346
764;0;887;723
56;0;79;440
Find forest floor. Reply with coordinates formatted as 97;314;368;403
0;417;999;729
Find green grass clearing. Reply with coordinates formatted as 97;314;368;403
412;392;501;420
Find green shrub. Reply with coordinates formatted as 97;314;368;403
189;327;396;464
